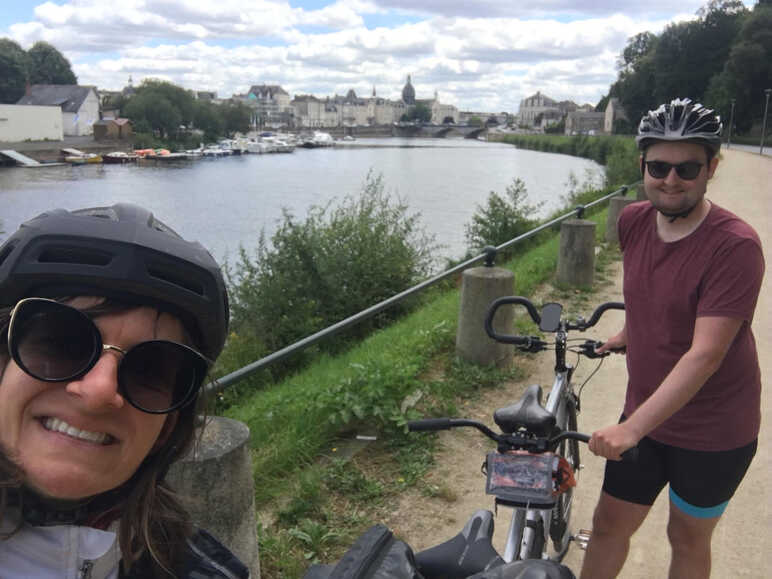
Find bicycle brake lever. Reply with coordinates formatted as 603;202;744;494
578;340;607;359
579;340;626;358
518;337;547;353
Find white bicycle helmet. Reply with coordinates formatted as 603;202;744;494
636;97;722;154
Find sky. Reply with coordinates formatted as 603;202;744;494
0;1;759;113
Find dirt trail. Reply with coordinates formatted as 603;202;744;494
385;148;771;578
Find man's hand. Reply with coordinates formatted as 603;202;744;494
596;330;627;355
589;423;640;461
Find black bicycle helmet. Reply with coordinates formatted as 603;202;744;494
0;203;229;360
636;97;722;154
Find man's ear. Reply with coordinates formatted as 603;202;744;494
706;155;719;179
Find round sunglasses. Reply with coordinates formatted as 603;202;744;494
5;298;210;414
644;160;704;180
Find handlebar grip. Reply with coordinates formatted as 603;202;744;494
620;446;639;462
408;418;453;432
484;296;540;344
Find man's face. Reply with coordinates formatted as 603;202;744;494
642;141;718;217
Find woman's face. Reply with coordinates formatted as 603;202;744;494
0;298;181;500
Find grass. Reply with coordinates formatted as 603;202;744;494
218;202;622;577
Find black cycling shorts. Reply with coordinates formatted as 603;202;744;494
602;432;757;519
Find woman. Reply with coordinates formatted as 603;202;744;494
0;204;248;578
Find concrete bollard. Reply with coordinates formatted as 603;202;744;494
456;266;515;367
557;219;596;288
606;196;638;245
167;416;260;578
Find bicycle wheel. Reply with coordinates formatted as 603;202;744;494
550;395;580;554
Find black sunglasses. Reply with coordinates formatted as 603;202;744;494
645;160;704;180
5;298;210;414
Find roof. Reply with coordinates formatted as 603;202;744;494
16;85;97;113
248;84;288;97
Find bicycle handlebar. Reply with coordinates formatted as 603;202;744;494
484;296;624;345
407;419;638;462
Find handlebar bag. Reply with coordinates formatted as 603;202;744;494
303;524;423;579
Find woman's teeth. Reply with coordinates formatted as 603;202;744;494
43;417;111;444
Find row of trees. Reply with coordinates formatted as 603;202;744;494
108;79;252;144
0;39;77;103
599;0;771;135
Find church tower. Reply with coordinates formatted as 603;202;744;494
402;75;415;105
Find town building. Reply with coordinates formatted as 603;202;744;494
235;84;294;129
0;103;63;142
16;85;100;136
564;110;605;135
93;118;133;140
604;98;628;133
288;76;457;128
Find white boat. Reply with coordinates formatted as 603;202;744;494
301;131;334;148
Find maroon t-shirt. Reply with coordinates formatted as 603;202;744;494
619;201;764;451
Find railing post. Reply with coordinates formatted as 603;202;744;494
606;190;637;246
166;416;260;578
456;247;515;367
557;219;596;288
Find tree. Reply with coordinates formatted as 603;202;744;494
222;101;252;136
402;103;431;123
0;38;30;103
705;2;771;133
467;116;483;127
124;79;194;139
617;32;657;73
27;41;77;84
192;100;224;142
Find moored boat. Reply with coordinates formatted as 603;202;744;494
103;151;138;164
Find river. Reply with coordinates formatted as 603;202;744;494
0;138;603;264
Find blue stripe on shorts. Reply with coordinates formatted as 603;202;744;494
670;487;728;519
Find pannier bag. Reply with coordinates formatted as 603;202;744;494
303;524;422;579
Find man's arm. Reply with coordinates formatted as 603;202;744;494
588;315;743;460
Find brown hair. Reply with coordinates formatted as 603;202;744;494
0;298;205;577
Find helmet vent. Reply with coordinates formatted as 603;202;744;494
147;265;205;297
0;242;17;268
38;247;112;266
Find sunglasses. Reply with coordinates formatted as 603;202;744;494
644;160;704;180
5;298;210;414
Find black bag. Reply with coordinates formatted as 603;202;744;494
303;524;422;579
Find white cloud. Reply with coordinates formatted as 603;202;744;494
3;0;738;112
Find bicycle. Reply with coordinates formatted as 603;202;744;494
407;296;633;578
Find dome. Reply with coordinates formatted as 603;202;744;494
402;75;415;105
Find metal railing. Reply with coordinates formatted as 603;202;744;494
205;182;638;396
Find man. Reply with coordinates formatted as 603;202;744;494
580;98;764;579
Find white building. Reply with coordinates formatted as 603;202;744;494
0;104;63;142
16;85;99;137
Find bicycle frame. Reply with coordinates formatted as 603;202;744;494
502;327;576;562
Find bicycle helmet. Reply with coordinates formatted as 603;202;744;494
636;97;722;154
0;203;229;360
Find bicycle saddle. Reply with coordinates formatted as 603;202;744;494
466;559;576;579
493;385;556;437
415;509;505;579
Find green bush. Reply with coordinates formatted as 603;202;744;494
604;139;641;187
224;172;438;380
464;178;543;256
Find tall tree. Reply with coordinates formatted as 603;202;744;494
705;2;772;132
124;79;194;138
27;41;77;84
0;38;30;103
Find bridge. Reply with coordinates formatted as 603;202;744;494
392;123;488;139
